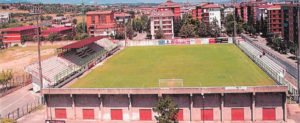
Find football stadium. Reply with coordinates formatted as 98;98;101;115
25;37;289;122
70;44;275;88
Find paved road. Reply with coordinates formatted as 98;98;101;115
0;84;40;118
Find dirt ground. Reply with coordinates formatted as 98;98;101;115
0;45;61;75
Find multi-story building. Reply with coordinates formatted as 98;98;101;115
86;11;117;37
0;12;10;23
52;16;72;27
239;2;248;23
150;10;174;39
240;0;266;24
196;3;221;28
41;27;74;39
157;0;181;19
257;5;282;35
281;4;299;44
114;12;131;25
1;26;38;46
266;5;282;35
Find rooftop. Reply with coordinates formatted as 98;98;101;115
157;0;180;8
150;10;174;17
114;12;131;17
201;3;220;9
59;36;107;49
86;10;113;15
1;25;37;32
42;27;72;34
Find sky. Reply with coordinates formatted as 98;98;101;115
0;0;234;4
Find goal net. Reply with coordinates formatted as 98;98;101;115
159;79;183;88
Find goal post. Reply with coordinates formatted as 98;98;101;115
159;79;183;88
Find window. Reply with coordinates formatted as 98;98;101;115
201;109;213;121
55;109;67;119
111;109;123;120
231;108;244;121
139;109;152;120
83;109;94;119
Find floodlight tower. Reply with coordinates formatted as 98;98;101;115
81;1;86;33
297;1;300;104
30;5;42;95
232;0;237;44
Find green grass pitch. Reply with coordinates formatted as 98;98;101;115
69;44;275;88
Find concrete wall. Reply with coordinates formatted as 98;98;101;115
45;92;286;122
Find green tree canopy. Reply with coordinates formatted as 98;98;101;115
155;28;165;39
153;96;179;123
0;70;13;91
180;23;196;38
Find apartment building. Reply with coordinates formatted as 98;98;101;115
281;4;299;44
150;11;174;39
157;0;181;19
196;3;221;28
86;11;117;37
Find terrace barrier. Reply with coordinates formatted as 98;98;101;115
236;41;298;97
240;34;298;79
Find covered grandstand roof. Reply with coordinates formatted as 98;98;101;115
59;36;107;49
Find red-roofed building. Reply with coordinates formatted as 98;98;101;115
196;3;221;27
150;10;174;39
114;12;131;24
157;0;181;18
86;11;117;37
1;26;37;45
41;27;74;39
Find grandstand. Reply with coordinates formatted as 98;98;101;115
25;36;120;92
237;37;285;77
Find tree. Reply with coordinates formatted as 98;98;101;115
132;18;143;33
140;15;149;31
63;34;73;40
72;19;77;25
180;24;196;38
197;22;209;37
155;28;165;39
0;70;13;91
40;15;45;21
153;96;179;123
46;16;52;20
115;30;125;40
210;18;221;37
56;13;64;17
126;11;135;18
126;24;134;39
76;22;87;33
173;18;182;37
75;33;88;40
48;33;62;42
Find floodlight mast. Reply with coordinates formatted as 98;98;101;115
232;0;237;44
297;3;300;104
31;5;43;95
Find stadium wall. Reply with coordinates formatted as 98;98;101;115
43;86;287;122
127;37;233;47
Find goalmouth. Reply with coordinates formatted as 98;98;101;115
159;79;183;88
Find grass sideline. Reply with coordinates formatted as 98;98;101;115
70;44;275;88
